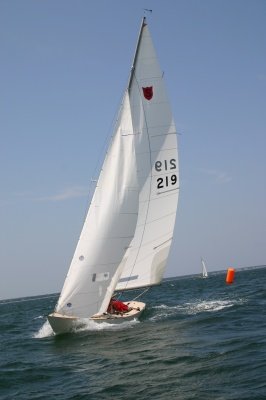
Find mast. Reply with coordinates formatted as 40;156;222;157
127;17;147;91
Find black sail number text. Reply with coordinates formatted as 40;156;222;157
155;158;177;190
155;159;176;172
157;174;177;189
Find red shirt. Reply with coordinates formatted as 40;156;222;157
108;299;129;313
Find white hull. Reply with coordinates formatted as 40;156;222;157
48;301;146;334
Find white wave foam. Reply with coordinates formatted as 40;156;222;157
150;304;181;321
150;299;243;321
33;317;139;337
154;304;174;310
185;300;235;314
33;315;44;320
74;318;139;332
33;320;54;338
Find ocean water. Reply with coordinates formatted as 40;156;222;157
1;267;266;400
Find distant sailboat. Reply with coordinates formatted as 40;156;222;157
201;258;208;278
48;17;179;334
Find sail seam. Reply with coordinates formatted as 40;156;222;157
154;237;172;250
136;147;177;155
157;187;179;195
150;132;177;137
144;211;177;225
136;190;178;204
130;211;177;228
152;171;178;177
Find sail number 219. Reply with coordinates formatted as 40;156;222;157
155;158;177;190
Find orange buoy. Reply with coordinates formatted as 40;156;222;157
226;268;235;284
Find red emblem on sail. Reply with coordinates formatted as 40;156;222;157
142;86;153;100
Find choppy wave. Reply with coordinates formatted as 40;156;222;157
149;298;245;322
1;267;266;400
0;294;57;306
183;298;244;313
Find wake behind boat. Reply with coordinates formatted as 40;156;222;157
48;17;179;334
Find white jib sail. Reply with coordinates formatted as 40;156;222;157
116;21;179;291
55;92;139;318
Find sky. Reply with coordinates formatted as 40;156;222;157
0;0;265;300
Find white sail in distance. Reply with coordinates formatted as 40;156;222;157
201;258;208;278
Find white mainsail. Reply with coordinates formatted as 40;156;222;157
116;20;179;291
53;18;179;320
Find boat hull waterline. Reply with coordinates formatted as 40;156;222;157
48;301;146;334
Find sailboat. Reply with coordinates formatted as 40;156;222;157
48;17;179;334
201;258;208;278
